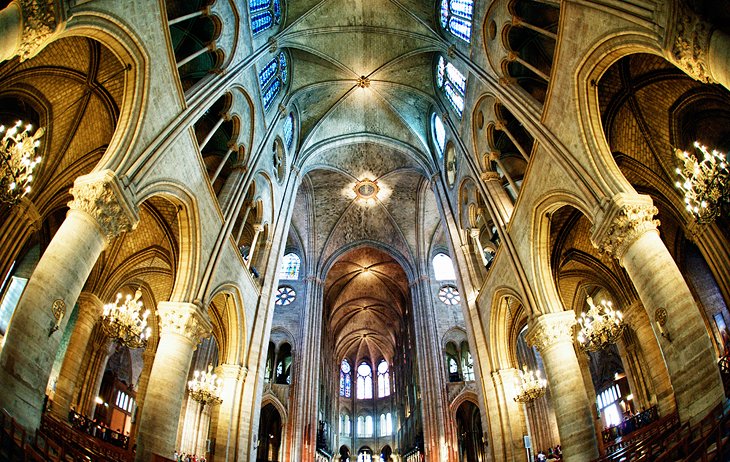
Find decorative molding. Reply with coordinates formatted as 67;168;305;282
157;302;212;346
356;76;370;88
669;2;714;84
68;171;138;243
526;311;576;353
17;0;58;61
591;194;660;261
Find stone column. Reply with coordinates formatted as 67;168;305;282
246;223;264;268
51;292;104;420
591;193;724;423
470;228;489;267
0;0;60;62
666;1;730;92
212;364;246;462
526;311;598;462
0;170;137;430
493;368;527;461
135;302;212;461
481;170;514;225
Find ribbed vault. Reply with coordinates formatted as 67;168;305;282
324;247;409;362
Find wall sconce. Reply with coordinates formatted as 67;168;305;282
49;299;65;336
654;307;671;342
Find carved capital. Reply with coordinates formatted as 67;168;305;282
157;301;212;347
76;292;104;319
591;193;659;261
17;0;58;61
526;311;575;353
480;171;501;182
68;171;139;244
215;364;247;381
469;228;481;239
669;2;714;83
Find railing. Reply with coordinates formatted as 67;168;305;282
41;413;133;461
601;406;659;443
718;353;730;397
315;447;332;462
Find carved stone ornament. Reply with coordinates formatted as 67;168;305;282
592;196;660;260
670;3;714;83
526;312;575;353
68;177;136;243
480;171;501;182
18;0;58;62
157;302;212;346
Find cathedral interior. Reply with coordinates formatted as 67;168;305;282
0;0;730;461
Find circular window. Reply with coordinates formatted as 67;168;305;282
438;285;461;305
275;286;296;305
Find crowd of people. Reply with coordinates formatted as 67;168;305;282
536;445;562;461
67;408;130;450
174;450;207;462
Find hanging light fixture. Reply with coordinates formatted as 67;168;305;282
674;142;729;223
101;288;152;349
188;364;223;406
577;296;625;352
513;365;547;403
0;120;44;205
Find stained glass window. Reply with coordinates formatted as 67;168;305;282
377;360;390;397
340;359;352;397
279;252;300;279
259;52;289;111
436;56;466;117
357;362;373;399
249;0;282;35
439;0;473;42
283;113;294;149
275;286;296;305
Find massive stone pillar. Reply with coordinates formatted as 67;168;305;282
0;170;137;430
135;302;212;461
526;311;598;462
211;364;245;462
591;193;724;423
51;292;104;420
0;0;61;62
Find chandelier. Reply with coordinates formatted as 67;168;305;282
101;289;152;349
674;142;729;223
0;120;44;205
577;297;625;352
513;366;547;403
188;365;223;405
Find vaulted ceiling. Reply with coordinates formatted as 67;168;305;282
284;0;446;365
281;0;442;161
324;247;409;362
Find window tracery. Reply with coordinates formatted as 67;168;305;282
356;362;373;399
436;56;466;116
275;286;296;305
258;52;288;111
279;252;300;280
377;360;390;397
439;285;461;305
283;113;294;150
340;359;352;397
249;0;282;35
439;0;473;42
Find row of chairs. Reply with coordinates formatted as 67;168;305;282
1;410;27;460
595;402;730;461
41;414;132;462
